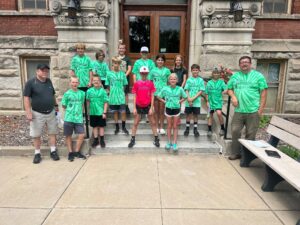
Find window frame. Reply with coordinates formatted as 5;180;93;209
18;0;49;12
256;59;287;113
262;0;292;14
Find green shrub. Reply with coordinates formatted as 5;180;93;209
279;145;300;160
259;115;271;128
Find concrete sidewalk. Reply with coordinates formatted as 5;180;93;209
0;154;299;225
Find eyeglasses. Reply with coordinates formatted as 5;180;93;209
240;61;251;64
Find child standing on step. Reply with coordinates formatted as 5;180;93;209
62;76;87;162
148;54;171;135
106;56;129;135
92;50;109;90
128;66;160;148
205;69;228;136
86;76;109;148
183;64;205;137
157;73;187;152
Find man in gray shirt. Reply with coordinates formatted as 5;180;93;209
23;64;60;164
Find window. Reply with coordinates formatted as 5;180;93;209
256;60;287;113
21;0;48;10
21;57;50;83
263;0;289;13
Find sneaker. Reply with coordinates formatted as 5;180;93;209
173;143;179;152
146;115;149;123
91;138;99;148
165;142;172;150
193;128;200;137
207;130;212;136
114;127;120;135
122;127;129;135
33;153;42;164
184;128;189;136
100;139;106;148
153;138;160;147
219;129;225;136
128;138;135;148
50;150;60;161
160;128;166;135
74;151;86;160
68;152;74;162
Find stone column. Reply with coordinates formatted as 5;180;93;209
200;0;262;75
50;0;112;97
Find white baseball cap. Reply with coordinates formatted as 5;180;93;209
139;66;149;73
140;46;149;52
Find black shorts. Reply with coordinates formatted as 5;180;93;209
78;87;89;92
101;80;108;89
185;107;200;115
136;105;150;115
63;121;84;136
210;108;222;114
165;107;181;117
90;115;106;127
109;104;126;113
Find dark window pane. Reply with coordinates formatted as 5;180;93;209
264;0;287;13
36;0;46;9
274;2;287;13
159;16;180;53
268;63;280;82
129;16;150;53
23;0;36;9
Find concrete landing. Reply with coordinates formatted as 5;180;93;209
0;155;299;225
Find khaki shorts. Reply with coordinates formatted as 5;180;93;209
30;110;58;138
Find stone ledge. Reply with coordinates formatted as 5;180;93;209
0;36;58;49
252;39;300;52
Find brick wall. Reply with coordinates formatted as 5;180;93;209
292;0;300;13
0;16;57;36
0;0;17;10
253;19;300;39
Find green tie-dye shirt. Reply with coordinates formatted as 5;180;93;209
148;67;171;96
158;86;187;109
184;76;205;108
70;54;92;87
106;70;128;105
62;89;85;123
86;87;109;116
132;58;155;81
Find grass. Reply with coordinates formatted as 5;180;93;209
279;145;300;160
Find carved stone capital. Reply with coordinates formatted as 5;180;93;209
203;14;255;28
50;0;62;15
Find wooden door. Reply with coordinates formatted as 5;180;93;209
124;10;187;69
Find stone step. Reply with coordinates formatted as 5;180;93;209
101;130;214;142
91;140;221;155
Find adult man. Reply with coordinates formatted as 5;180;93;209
23;64;60;164
227;56;268;160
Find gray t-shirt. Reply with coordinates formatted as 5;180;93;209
23;77;55;113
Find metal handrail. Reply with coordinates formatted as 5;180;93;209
222;95;231;139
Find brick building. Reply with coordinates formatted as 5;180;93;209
0;0;299;114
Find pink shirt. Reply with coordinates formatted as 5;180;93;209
132;80;156;107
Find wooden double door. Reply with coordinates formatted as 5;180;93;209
123;10;187;68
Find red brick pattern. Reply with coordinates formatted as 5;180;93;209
0;0;17;10
292;0;300;13
0;16;57;36
253;19;300;39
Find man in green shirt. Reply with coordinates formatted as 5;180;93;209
132;46;155;83
227;56;268;160
62;76;87;162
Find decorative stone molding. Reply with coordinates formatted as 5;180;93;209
202;14;255;28
51;0;111;27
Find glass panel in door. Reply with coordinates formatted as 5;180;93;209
128;16;151;53
159;16;181;53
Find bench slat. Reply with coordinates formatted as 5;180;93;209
267;124;300;150
239;139;300;192
270;116;300;138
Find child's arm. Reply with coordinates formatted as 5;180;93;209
103;102;108;119
149;92;155;115
190;90;203;102
133;94;137;115
181;73;187;88
86;100;90;116
156;96;166;104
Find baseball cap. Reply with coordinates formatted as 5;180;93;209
36;64;50;70
140;46;149;53
140;66;149;73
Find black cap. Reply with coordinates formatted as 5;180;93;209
36;64;50;70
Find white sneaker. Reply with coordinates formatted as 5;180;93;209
160;128;166;135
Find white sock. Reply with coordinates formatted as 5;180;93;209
50;146;56;152
35;149;41;155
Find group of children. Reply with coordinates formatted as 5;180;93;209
62;43;228;160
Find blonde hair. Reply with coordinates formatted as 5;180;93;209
112;56;122;64
75;43;86;49
169;73;178;81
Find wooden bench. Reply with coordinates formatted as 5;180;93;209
238;116;300;225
